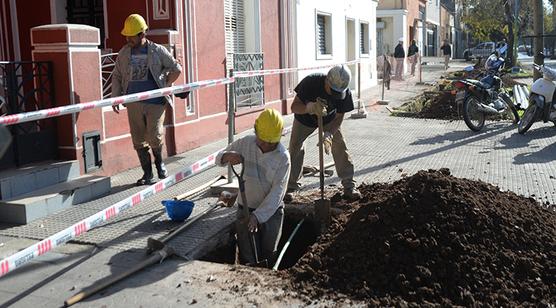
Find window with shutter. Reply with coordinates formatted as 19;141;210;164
316;13;332;58
224;0;246;71
360;22;369;55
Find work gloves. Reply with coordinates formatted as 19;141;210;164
305;99;327;116
318;131;333;155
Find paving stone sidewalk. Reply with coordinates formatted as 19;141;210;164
3;58;556;307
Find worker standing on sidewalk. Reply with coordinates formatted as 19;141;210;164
394;38;406;80
407;39;419;76
216;109;290;265
284;65;361;203
440;40;452;70
111;14;183;186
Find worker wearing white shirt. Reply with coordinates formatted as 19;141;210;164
216;109;290;265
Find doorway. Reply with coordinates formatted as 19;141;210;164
345;18;356;91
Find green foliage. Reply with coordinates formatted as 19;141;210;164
461;0;508;41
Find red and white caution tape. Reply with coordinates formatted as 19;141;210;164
0;77;234;126
0;150;221;278
233;60;360;78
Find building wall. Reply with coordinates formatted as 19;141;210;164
377;10;407;56
4;0;288;176
439;4;453;49
378;0;407;10
295;0;377;91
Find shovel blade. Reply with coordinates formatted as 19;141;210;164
314;198;331;234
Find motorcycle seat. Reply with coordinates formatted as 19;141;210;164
466;79;492;89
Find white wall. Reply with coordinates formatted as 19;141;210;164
425;0;440;25
295;0;378;90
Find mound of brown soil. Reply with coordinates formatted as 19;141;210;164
287;169;556;306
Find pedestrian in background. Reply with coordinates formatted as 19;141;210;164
440;40;452;71
407;39;419;76
111;14;182;186
284;65;361;203
217;109;290;266
394;38;405;80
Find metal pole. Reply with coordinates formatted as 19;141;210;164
419;54;422;84
357;62;361;107
381;55;386;101
227;69;235;183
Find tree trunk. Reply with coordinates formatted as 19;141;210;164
504;0;515;66
533;0;544;80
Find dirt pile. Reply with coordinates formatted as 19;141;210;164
287;169;556;306
394;87;460;120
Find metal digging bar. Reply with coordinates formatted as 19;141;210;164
314;111;331;234
64;176;226;306
230;156;268;268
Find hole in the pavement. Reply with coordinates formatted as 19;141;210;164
200;211;318;270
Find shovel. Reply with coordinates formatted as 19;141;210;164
230;156;268;268
314;112;331;234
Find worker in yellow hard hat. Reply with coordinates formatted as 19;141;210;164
216;109;290;266
111;14;183;186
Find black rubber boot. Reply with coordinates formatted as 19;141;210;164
152;147;168;179
136;148;154;186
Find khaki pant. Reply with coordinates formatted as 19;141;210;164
236;207;283;265
394;58;404;80
444;55;450;70
409;54;418;76
287;118;356;191
126;102;166;150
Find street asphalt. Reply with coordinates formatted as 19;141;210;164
1;58;555;307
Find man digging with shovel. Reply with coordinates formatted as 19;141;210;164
284;65;361;203
216;109;290;266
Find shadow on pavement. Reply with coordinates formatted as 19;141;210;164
513;142;556;165
353;125;514;179
0;248;98;308
78;248;182;305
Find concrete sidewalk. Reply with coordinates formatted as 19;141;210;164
3;58;556;307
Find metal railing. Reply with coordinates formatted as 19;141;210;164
101;53;117;99
0;61;55;133
232;52;265;108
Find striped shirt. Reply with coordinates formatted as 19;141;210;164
216;135;290;223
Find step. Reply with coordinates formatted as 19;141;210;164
0;160;81;200
0;175;111;224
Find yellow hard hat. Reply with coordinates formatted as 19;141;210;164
255;109;284;143
121;14;148;36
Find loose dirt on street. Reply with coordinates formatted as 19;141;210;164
280;169;556;306
391;69;530;121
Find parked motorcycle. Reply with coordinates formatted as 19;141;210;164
453;54;519;131
517;64;556;134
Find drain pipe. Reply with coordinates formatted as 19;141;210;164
272;218;305;271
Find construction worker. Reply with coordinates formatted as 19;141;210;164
111;14;183;186
216;109;290;266
440;40;452;70
284;65;361;203
407;39;419;76
394;38;405;80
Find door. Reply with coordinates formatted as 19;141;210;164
346;18;356;91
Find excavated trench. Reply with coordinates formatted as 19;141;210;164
201;169;556;306
200;211;318;270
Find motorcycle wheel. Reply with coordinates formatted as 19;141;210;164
499;93;520;124
462;95;486;131
518;103;539;134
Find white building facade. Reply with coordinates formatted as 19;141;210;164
425;0;441;56
292;0;378;92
